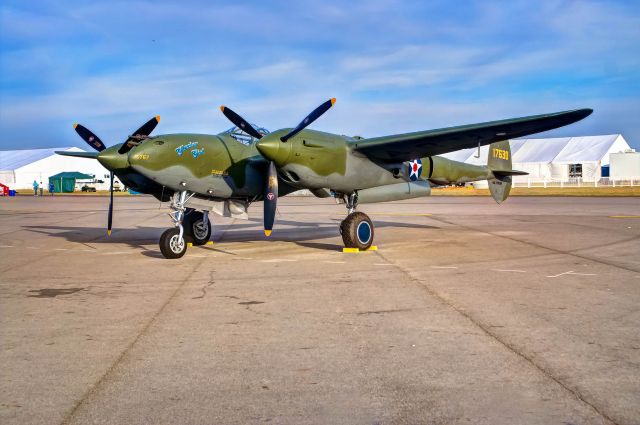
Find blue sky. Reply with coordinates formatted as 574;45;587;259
1;0;639;150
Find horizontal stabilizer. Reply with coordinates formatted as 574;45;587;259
492;169;528;177
55;150;99;159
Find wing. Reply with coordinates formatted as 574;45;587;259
55;151;100;159
353;109;592;162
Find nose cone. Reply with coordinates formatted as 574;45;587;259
98;145;129;170
256;134;290;165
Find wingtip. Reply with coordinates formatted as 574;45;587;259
330;98;336;105
155;115;161;122
264;230;272;237
220;105;225;112
107;229;112;236
572;108;593;120
73;123;78;129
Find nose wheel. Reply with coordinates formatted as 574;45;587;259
159;227;187;259
159;190;213;259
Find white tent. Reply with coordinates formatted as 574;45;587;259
440;134;631;182
550;135;629;181
0;147;115;190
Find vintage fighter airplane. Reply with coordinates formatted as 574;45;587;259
57;100;592;258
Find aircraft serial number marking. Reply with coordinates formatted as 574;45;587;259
211;169;229;176
492;148;509;160
133;154;149;160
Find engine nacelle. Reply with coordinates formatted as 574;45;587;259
357;181;431;204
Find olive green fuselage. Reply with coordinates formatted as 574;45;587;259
115;130;490;201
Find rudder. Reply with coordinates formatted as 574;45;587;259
487;140;520;204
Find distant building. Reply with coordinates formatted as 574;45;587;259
0;147;116;190
441;134;634;182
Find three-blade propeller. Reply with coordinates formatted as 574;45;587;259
73;124;106;152
219;99;336;236
118;116;161;154
264;162;278;236
220;106;264;140
280;98;335;142
73;116;160;236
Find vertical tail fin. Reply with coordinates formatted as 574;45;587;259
487;140;526;204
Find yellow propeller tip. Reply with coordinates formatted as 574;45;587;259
219;105;225;112
264;230;272;237
73;123;78;129
155;115;161;122
107;230;111;236
330;98;336;105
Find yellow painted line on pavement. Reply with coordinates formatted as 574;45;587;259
609;215;640;218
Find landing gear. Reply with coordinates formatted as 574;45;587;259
159;227;187;259
341;211;374;250
184;210;211;245
160;190;194;259
339;191;375;250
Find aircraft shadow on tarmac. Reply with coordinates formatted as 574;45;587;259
21;219;437;254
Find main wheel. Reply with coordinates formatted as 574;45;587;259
159;227;187;259
183;211;212;245
341;211;374;250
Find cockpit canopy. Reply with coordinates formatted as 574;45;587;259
223;124;270;145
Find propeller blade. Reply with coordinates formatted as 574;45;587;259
280;98;336;142
107;171;114;236
73;124;106;152
219;106;263;140
118;115;161;154
263;161;278;236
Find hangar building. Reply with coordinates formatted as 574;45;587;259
442;134;634;182
0;147;115;190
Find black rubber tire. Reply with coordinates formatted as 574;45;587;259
159;228;187;259
183;211;211;246
341;212;374;250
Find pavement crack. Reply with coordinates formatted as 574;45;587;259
375;249;618;425
192;271;215;299
59;255;209;425
356;308;413;315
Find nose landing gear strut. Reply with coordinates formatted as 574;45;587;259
158;191;213;259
